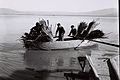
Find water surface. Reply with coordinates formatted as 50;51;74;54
0;15;119;80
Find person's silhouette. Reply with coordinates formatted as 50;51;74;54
55;23;65;41
68;25;76;37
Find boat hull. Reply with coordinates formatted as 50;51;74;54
26;40;97;50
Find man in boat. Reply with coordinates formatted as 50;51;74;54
34;19;53;42
55;23;65;41
29;22;42;40
68;25;77;37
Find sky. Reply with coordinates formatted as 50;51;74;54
0;0;118;12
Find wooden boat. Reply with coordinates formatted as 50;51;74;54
22;18;119;51
24;39;97;50
22;19;119;80
21;19;104;50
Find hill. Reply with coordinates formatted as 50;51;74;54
0;8;21;15
82;8;118;17
0;8;118;17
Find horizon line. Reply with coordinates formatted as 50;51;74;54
0;7;118;13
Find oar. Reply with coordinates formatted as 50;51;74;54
74;40;84;49
90;39;120;48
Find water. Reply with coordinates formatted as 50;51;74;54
0;15;119;43
0;15;119;80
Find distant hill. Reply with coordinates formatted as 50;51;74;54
0;8;118;17
0;8;21;15
81;8;118;17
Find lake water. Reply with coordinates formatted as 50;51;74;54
0;15;119;80
0;15;119;43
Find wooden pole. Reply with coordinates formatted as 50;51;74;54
90;39;120;48
107;58;120;80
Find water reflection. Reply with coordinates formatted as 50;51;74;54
24;49;91;71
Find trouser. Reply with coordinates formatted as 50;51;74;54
59;33;64;41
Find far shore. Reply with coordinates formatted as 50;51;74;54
0;14;118;17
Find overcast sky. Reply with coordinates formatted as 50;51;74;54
0;0;118;12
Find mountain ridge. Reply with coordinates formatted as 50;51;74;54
0;8;118;17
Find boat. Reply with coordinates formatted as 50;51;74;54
20;19;120;80
22;19;102;72
23;39;98;50
21;18;120;50
20;19;104;50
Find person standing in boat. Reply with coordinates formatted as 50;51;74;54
55;23;65;41
68;25;76;37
